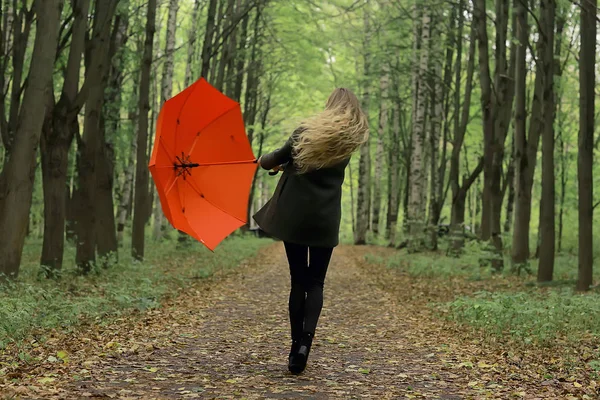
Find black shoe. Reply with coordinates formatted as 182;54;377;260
288;339;301;373
289;332;313;374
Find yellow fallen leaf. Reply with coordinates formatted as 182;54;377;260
573;382;582;388
38;377;55;384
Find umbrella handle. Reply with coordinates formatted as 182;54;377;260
268;170;279;176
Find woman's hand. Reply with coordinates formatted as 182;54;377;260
268;164;283;176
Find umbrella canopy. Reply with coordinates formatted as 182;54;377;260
149;78;257;251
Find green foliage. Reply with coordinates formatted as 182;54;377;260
443;289;600;345
366;241;495;280
0;235;268;346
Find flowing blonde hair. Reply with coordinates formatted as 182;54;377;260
292;88;369;173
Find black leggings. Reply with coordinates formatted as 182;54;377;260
283;242;333;340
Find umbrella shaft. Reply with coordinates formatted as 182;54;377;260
174;162;200;168
174;159;255;168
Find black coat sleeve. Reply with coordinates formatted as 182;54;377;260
259;128;304;171
259;136;293;170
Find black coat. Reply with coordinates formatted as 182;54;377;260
253;129;349;248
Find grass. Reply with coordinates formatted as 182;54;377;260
365;238;600;346
442;289;600;345
0;232;270;347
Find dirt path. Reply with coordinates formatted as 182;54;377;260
3;244;498;399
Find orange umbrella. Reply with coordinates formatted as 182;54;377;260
148;78;257;251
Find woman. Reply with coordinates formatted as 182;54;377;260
253;88;369;374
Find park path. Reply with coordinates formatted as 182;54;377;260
3;244;543;399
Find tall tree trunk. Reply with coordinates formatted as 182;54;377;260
40;0;91;274
242;2;263;229
576;0;595;291
386;104;401;245
0;0;60;279
428;10;444;250
2;3;34;160
371;62;388;236
407;8;431;251
96;13;128;264
208;0;225;83
200;0;218;78
354;3;371;245
512;8;543;266
450;3;478;252
557;110;567;253
537;0;556;282
233;0;250;102
75;0;118;273
152;0;178;241
132;0;157;261
215;0;235;91
475;0;515;271
503;145;515;233
184;0;202;87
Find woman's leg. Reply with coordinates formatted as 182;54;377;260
303;246;334;335
283;242;308;342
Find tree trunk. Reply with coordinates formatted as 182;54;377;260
372;62;388;236
512;0;538;260
407;8;431;251
39;0;91;274
200;0;219;79
386;105;401;245
354;3;371;245
576;0;595;291
0;0;60;279
215;0;235;91
2;3;34;160
152;0;178;241
208;0;225;83
75;0;118;273
537;0;556;283
512;0;543;267
428;13;443;250
96;13;128;265
233;0;250;102
503;147;515;233
450;8;478;253
131;0;157;261
184;0;202;87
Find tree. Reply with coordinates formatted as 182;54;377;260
537;0;556;282
371;62;389;236
407;7;431;251
153;0;179;241
449;2;481;253
40;0;91;274
577;0;596;291
354;2;371;245
132;0;158;261
474;0;516;270
0;0;61;279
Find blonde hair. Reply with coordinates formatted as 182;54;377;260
292;88;369;173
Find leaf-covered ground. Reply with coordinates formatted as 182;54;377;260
1;244;596;399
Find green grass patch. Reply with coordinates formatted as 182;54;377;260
365;240;495;280
0;234;269;347
441;289;600;345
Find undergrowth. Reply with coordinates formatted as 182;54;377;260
0;234;269;347
365;239;600;346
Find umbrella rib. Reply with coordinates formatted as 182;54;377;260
155;159;256;168
159;137;175;160
183;177;247;225
185;103;239;158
